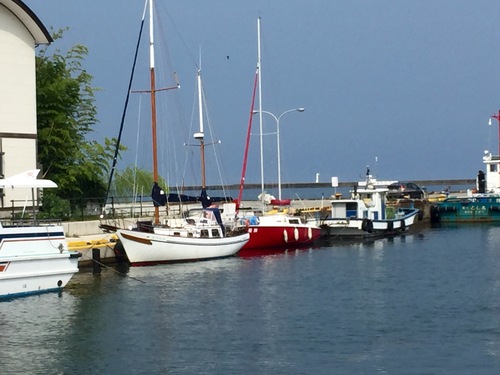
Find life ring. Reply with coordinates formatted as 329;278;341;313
362;219;373;233
283;229;288;243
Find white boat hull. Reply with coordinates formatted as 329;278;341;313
116;229;250;266
0;225;80;299
318;209;419;238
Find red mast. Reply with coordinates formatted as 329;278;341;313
236;68;259;211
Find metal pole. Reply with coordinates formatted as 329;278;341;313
491;110;500;156
259;108;305;201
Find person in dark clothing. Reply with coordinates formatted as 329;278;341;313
477;170;486;193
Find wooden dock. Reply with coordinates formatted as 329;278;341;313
67;233;118;266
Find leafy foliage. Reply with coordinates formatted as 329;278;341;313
34;29;159;218
112;167;168;198
38;190;71;220
35;29;108;205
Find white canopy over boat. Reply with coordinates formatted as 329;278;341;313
0;169;57;189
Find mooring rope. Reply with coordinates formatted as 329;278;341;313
79;252;146;284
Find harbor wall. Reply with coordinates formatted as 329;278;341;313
64;178;475;238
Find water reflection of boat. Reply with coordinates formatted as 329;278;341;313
123;256;243;282
238;243;320;259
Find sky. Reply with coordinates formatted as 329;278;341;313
24;0;500;188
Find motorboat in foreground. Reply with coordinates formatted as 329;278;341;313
0;170;80;299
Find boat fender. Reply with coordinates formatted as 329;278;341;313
283;229;288;243
308;227;312;240
418;210;424;221
387;221;393;231
362;218;373;233
361;218;368;231
400;219;406;231
294;227;299;241
430;205;441;224
366;220;373;233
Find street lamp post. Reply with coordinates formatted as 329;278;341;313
254;107;305;201
490;110;500;157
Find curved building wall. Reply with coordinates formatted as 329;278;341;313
0;3;44;209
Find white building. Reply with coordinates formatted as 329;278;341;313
0;0;51;210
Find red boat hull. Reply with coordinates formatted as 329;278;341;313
241;223;321;250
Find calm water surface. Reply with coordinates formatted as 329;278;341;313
2;223;500;374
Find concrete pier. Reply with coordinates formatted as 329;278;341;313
68;194;445;267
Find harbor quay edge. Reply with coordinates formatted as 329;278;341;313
66;178;474;238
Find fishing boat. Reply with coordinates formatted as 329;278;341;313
430;149;500;223
234;17;321;251
0;170;80;299
114;1;248;266
308;168;420;238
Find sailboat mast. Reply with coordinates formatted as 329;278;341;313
236;68;259;208
148;0;160;224
257;17;265;207
194;69;206;188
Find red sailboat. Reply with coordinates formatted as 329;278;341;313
235;17;321;251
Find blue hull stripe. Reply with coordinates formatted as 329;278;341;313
0;231;64;242
0;287;63;301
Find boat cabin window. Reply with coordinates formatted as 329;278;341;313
332;201;358;218
490;164;498;172
346;202;357;210
200;229;209;238
211;229;221;237
288;219;300;225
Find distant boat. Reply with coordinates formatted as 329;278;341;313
430;194;500;223
430;148;500;223
114;1;248;265
308;167;420;238
234;17;321;251
0;170;80;299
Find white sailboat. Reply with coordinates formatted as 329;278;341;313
0;170;80;298
116;0;249;266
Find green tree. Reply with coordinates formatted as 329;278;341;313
113;166;167;198
35;29;108;206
